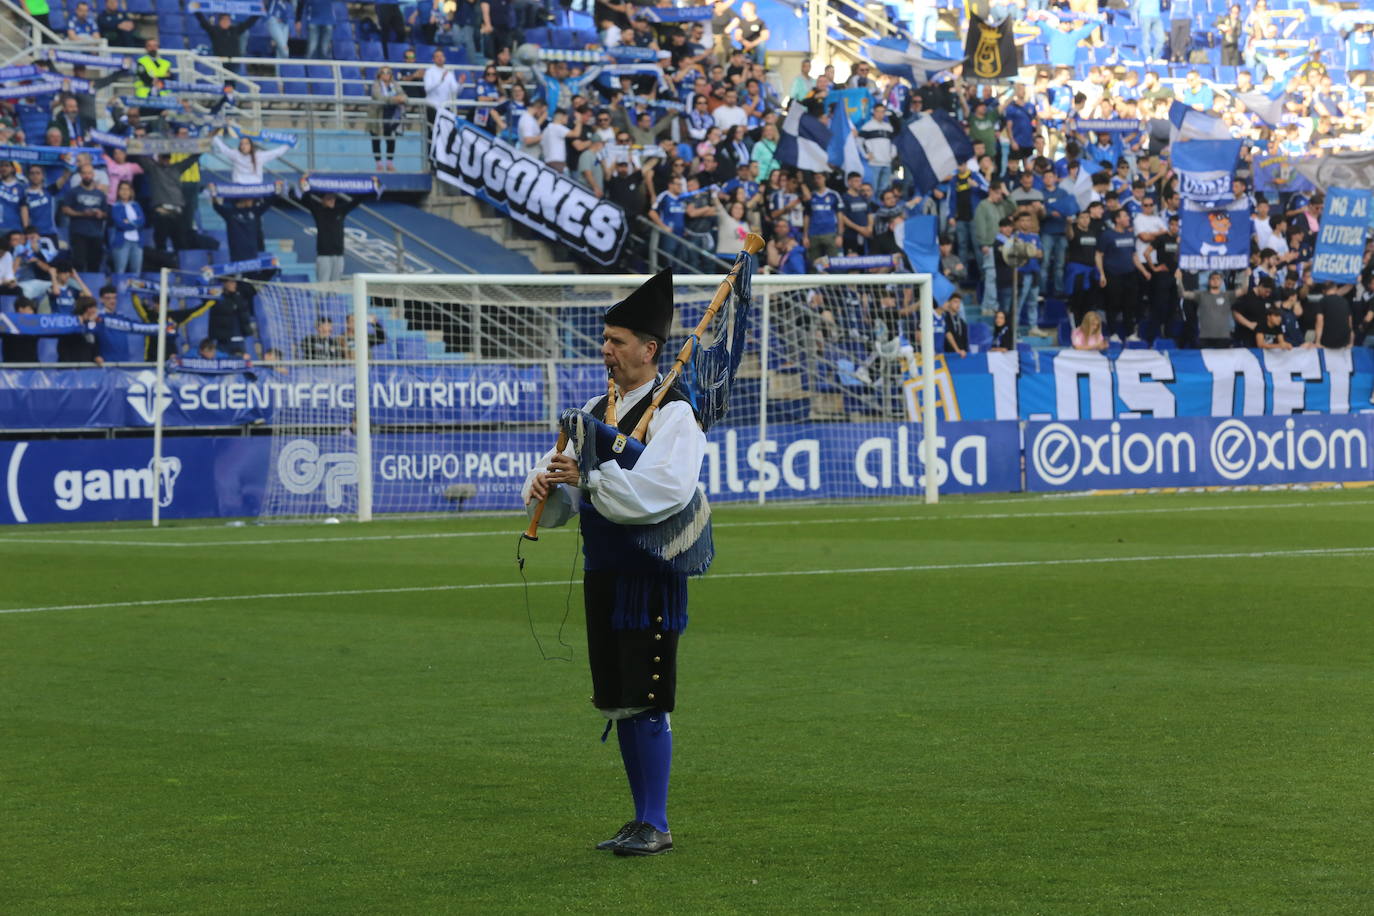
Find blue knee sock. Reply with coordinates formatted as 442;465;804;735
615;718;646;824
630;711;672;834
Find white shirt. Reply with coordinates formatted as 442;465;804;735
0;251;14;285
712;104;748;130
423;65;458;110
1063;167;1094;208
518;111;543;149
1133;212;1167;258
521;377;706;525
541;121;570;163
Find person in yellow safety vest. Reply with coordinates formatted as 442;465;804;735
23;0;50;30
135;37;172;98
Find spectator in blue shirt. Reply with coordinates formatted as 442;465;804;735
1002;83;1037;164
651;175;686;265
1040;170;1077;298
0;161;25;235
109;180;144;275
265;0;294;58
1035;14;1098;69
296;0;334;59
803;172;840;262
61;163;108;273
1010;210;1044;334
767;222;806;274
1178;70;1215;110
1134;0;1165;62
66;1;100;42
838;172;874;255
22;165;58;240
1096;207;1147;340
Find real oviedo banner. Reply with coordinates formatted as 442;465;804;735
429;111;628;266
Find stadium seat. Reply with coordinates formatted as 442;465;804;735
1153;338;1177;351
279;63;308;96
387;44;413;62
341;66;367;97
359;39;384;61
126;0;153;12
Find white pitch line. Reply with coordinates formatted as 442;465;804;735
3;544;1373;616
1;498;1372;549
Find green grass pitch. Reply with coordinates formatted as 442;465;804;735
3;489;1373;914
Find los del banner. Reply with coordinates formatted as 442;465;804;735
1311;187;1371;284
429;111;628;266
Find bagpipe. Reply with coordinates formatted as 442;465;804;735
521;234;766;574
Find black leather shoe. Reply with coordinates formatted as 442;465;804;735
596;821;640;851
613;823;673;856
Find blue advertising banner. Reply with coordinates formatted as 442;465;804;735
281;421;1024;517
1311;187;1371;283
0;437;264;524
1025;414;1374;491
1180;197;1251;272
928;348;1374;422
0;364;547;430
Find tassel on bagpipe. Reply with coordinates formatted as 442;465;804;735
521;235;765;543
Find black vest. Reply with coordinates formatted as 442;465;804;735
589;379;692;433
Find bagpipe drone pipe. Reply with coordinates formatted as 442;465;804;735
522;234;765;577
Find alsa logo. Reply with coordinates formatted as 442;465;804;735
126;370;174;424
54;456;182;511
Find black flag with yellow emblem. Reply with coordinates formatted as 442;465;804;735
964;13;1017;80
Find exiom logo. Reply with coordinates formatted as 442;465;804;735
1030;419;1370;487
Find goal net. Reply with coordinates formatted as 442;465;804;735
250;271;937;521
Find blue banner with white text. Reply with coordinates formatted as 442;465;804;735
917;349;1374;422
0;364;547;430
1024;414;1374;491
1311;187;1371;283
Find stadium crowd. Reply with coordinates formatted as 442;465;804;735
3;0;1374;366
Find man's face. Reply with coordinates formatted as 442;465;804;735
1019;172;1034;188
433;50;446;67
146;39;159;54
773;220;789;238
79;165;94;185
218;13;230;28
602;324;655;384
101;292;117;311
847;175;861;193
63;97;78;117
27;166;43;186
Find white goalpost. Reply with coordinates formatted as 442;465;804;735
254;271;939;522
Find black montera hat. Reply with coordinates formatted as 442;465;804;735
604;268;674;342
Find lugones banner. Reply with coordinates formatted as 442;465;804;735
429;110;628;267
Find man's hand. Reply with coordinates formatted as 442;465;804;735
529;454;581;503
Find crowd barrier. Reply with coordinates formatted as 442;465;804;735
3;413;1371;524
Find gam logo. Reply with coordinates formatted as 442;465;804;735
54;456;182;510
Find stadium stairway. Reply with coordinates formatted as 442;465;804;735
425;186;581;275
